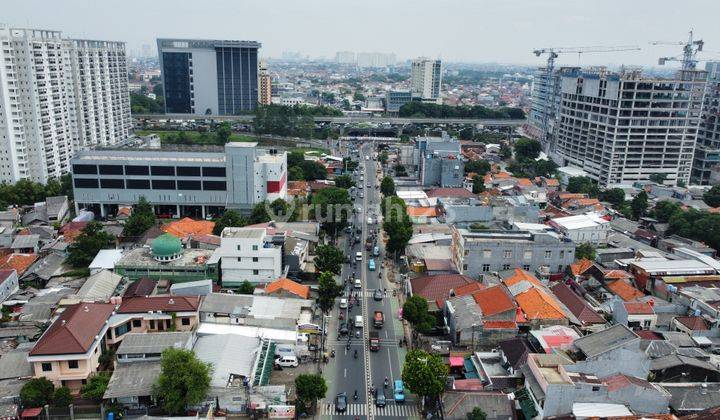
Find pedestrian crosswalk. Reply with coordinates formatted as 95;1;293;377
344;289;388;299
319;402;419;417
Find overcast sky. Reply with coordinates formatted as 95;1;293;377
4;0;720;68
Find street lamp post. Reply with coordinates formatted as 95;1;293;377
471;323;478;351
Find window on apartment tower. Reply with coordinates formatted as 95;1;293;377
482;264;490;272
544;250;552;259
252;245;258;251
68;360;79;369
253;270;259;275
502;264;511;270
252;257;259;262
503;250;512;259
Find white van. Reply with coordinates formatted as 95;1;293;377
275;355;299;367
356;252;363;261
354;278;362;289
339;298;348;309
355;315;364;328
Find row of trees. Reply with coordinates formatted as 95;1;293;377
381;195;413;257
505;138;558;179
253;104;342;138
398;102;525;119
159;122;233;145
212;198;299;235
0;174;73;208
566;176;650;220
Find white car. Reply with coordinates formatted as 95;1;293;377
354;279;362;289
356;252;363;261
339;298;348;309
275;355;299;367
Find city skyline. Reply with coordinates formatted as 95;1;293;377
3;0;720;67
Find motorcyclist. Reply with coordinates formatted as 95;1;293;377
353;390;358;400
354;349;358;358
384;377;389;388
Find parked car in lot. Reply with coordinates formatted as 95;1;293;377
275;355;299;368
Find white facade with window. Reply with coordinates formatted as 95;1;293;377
215;227;282;285
549;213;610;245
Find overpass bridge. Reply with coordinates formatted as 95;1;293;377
133;113;526;127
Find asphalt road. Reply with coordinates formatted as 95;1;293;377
320;143;418;419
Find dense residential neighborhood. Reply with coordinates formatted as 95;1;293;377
2;2;720;419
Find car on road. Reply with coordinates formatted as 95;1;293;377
340;298;348;309
338;322;348;335
394;380;405;402
355;252;363;261
335;393;348;412
373;388;387;407
373;289;383;301
354;278;362;289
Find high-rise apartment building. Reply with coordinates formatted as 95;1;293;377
692;62;720;184
553;67;706;186
356;52;396;68
335;51;355;64
258;60;272;106
528;66;577;144
66;39;131;150
411;58;442;103
157;38;260;115
0;25;129;184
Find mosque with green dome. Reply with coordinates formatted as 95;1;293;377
115;232;218;283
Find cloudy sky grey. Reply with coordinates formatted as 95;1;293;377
4;0;720;67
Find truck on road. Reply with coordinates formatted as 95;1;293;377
373;311;384;328
369;331;380;351
365;238;373;251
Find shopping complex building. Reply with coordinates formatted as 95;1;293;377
70;138;287;218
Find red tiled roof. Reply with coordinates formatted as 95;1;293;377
483;320;517;330
424;259;455;272
118;296;200;313
675;316;710;331
0;253;38;276
471;285;515;317
624;301;655;315
191;234;221;246
570;259;594;276
606;279;645;301
550;282;605;325
124;278;157;297
453;282;484;297
603;373;653;392
515;288;567;320
407;207;438;217
0;269;16;286
425;188;475;198
452;378;484;391
163;217;215;240
265;278;310;299
410;274;478;307
636;330;663;340
29;303;115;356
504;268;543;288
603;270;632;280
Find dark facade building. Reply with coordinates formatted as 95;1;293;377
157;38;261;115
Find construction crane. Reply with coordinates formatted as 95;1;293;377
531;45;641;149
651;30;704;70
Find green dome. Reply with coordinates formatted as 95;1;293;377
151;233;182;258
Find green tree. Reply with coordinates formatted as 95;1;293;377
703;185;720;208
215;122;232;144
67;222;115;268
248;201;273;225
342;157;359;172
212;209;248;235
472;175;485;194
288;166;306;181
401;349;448;411
295;374;327;414
314;244;345;275
575;242;596;261
382;196;412;256
20;378;55;407
566;176;600;197
60;173;74;200
238;281;255;295
152;348;212;415
464;160;491;176
380;176;396;196
44;179;62;197
378;151;388;164
152;83;164;97
394;164;408;177
353;91;366;102
467;407;487;420
631;191;649;220
402;295;436;333
334;174;355;189
311;187;351;236
653;200;682;223
123;196;156;237
53;387;72;407
599;188;626;208
317;271;342;313
80;372;111;400
513;138;541;161
649;173;667;184
499;143;512;160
